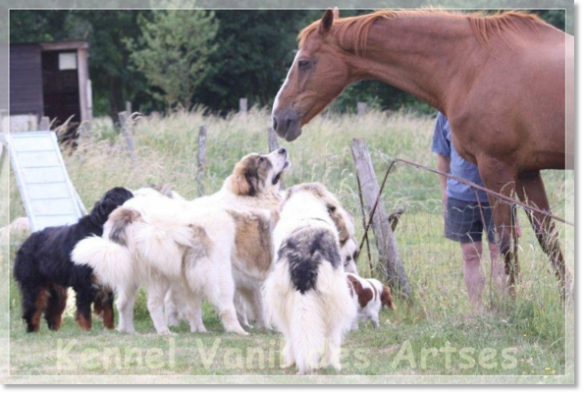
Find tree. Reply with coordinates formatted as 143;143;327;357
126;10;219;109
65;11;151;119
191;10;320;113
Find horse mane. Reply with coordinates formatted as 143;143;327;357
298;9;546;54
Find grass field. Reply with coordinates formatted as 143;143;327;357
3;109;574;383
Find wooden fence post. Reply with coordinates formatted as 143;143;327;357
239;98;248;114
197;125;207;197
118;111;137;165
357;102;367;116
267;127;285;190
350;138;411;297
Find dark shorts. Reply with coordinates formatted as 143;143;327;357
444;197;496;244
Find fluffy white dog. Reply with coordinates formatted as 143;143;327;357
72;149;290;336
264;183;356;374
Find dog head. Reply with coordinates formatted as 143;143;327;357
90;187;134;224
381;285;397;310
229;148;290;196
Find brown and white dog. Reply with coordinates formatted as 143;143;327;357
189;149;289;331
73;149;290;336
228;179;359;330
346;273;396;329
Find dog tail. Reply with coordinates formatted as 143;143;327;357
131;210;194;279
106;207;141;247
289;289;328;374
263;250;327;372
72;236;133;289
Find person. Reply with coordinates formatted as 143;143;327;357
431;112;507;312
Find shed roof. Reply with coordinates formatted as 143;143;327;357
10;41;89;51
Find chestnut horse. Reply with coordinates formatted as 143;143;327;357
272;9;574;295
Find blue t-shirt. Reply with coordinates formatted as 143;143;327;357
431;112;489;202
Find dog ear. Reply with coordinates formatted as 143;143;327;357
327;203;350;246
244;169;259;196
381;286;396;310
230;159;260;196
230;162;252;196
231;174;250;196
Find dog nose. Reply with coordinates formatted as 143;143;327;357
278;148;287;155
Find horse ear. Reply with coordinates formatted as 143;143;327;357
319;9;334;35
333;7;340;19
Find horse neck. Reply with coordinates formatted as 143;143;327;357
341;16;481;111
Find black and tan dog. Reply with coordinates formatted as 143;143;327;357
13;187;133;332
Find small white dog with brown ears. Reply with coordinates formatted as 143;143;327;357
346;273;396;329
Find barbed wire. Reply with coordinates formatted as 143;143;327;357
357;157;573;259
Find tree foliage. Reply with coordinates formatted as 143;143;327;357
9;9;568;117
125;11;219;109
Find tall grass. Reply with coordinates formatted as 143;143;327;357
7;108;573;379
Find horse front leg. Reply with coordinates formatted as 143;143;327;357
516;171;566;298
477;161;518;296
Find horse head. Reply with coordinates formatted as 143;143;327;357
272;9;351;142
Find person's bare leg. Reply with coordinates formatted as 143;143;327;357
488;242;507;295
461;241;485;312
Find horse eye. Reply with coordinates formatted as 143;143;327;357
346;256;351;262
298;60;311;70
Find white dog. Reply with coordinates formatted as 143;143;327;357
346;273;396;329
73;149;290;336
264;183;356;374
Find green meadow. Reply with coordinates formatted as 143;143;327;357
4;109;574;383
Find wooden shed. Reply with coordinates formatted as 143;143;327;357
10;41;92;128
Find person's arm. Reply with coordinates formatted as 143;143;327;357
436;154;450;210
431;113;451;210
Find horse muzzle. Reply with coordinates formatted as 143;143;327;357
272;109;302;142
